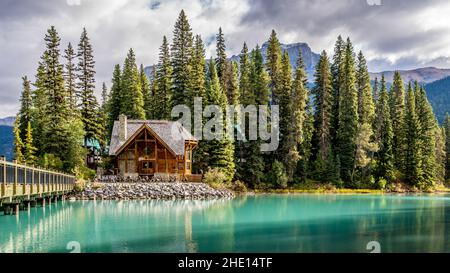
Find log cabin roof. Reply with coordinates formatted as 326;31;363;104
109;120;197;156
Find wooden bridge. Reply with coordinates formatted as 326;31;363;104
0;157;76;215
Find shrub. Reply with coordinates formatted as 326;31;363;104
203;168;229;189
232;180;248;192
74;165;96;181
377;178;387;190
267;160;288;189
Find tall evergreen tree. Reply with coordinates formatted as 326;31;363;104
139;64;151;119
107;64;122;133
238;43;253;105
444;113;450;182
266;30;282;105
215;27;228;88
18;76;33;142
356;51;375;125
330;36;346;148
311;51;335;181
121;48;145;119
155;36;173;119
404;83;423;186
23;121;37;165
390;71;406;170
64;42;78;113
13;118;24;163
374;75;395;181
373;77;379;103
415;83;436;187
238;47;268;186
30;60;48;154
278;51;293;165
336;38;359;183
77;28;103;146
171;10;193;108
286;54;308;182
204;60;235;181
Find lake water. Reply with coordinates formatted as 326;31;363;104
1;194;450;253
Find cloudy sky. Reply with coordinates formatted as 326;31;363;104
1;0;450;117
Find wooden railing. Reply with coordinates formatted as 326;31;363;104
0;157;76;199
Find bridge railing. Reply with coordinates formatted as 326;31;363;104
0;157;76;198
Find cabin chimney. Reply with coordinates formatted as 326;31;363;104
119;114;127;142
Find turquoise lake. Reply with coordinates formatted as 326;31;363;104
1;194;450;253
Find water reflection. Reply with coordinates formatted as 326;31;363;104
0;194;449;253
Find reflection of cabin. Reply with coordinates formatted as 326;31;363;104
109;115;199;180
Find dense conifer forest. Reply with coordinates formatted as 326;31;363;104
13;10;450;191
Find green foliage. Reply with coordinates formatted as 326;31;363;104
74;164;96;181
390;71;406;170
377;177;387;190
121;48;145;119
13;118;24;163
23;121;37;165
267;160;288;189
154;36;173;119
336;38;358;184
107;64;122;134
445;114;450;182
203;168;230;189
171;10;193;108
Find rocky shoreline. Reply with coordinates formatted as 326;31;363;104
69;182;234;200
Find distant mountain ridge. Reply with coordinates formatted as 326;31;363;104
0;116;15;127
369;67;450;84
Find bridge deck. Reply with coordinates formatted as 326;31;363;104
0;157;75;202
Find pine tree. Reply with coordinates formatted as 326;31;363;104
64;42;78;113
189;35;206;106
287;54;308;182
404;83;423;186
41;26;71;157
390;71;406;170
23;121;37;165
444;113;450;182
139;64;151;119
238;43;253;105
41;26;85;171
331;36;346;148
354;51;377;182
266;30;282;105
356;51;375;125
100;82;109;146
30;60;48;154
434;125;446;183
171;10;193;108
373;77;379;103
374;75;395;181
155;36;173;119
278;51;293;167
238;47;268;186
336;38;359;183
77;28;103;147
13;118;24;163
415;83;436;187
216;27;228;88
18;76;33;142
121;48;145;119
204;60;235;181
107;64;122;134
311;51;334;181
190;35;208;173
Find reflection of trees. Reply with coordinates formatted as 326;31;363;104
0;202;73;253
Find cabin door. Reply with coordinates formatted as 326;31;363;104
139;160;155;175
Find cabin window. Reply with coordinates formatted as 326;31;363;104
186;162;191;170
178;163;184;170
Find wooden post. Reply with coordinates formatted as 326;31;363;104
31;167;34;194
13;160;17;196
23;164;27;195
1;158;5;197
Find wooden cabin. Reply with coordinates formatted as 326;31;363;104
109;115;199;181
